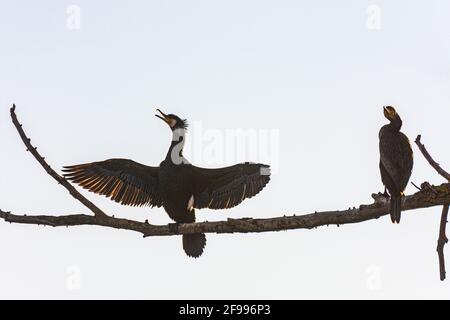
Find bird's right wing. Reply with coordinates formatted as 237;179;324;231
63;159;163;207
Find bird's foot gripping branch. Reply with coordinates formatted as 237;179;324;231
1;105;450;280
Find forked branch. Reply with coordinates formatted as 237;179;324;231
415;135;450;281
1;106;450;281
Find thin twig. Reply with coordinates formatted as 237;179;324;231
438;205;449;281
415;135;450;182
411;182;422;192
10;105;108;218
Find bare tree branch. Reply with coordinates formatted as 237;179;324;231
415;135;450;182
1;182;450;237
437;205;449;281
2;106;450;282
10;105;108;218
415;134;450;281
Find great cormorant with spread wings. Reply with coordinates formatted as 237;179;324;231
63;109;271;257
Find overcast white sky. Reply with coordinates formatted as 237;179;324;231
1;0;450;299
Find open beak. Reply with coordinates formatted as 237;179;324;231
155;108;169;124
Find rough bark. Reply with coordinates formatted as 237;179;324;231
1;182;450;237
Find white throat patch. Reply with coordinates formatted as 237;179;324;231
187;195;195;212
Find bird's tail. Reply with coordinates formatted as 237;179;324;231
182;233;206;258
390;195;402;224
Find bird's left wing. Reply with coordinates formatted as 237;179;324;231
63;159;163;207
190;163;271;210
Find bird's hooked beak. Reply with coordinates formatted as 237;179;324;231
383;106;397;120
155;108;170;124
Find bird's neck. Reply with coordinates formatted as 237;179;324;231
387;116;403;132
166;128;187;165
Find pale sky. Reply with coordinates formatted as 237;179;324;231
1;0;450;299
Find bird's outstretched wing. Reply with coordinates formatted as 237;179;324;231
379;133;413;192
63;159;163;207
191;163;271;210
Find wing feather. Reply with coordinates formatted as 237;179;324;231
192;163;271;210
63;158;162;207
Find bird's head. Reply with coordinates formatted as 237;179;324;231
155;109;188;131
383;106;399;122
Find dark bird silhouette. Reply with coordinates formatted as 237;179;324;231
379;106;413;224
63;109;271;257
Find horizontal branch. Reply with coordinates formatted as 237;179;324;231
1;182;450;237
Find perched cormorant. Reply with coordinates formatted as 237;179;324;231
379;106;413;224
63;109;271;257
